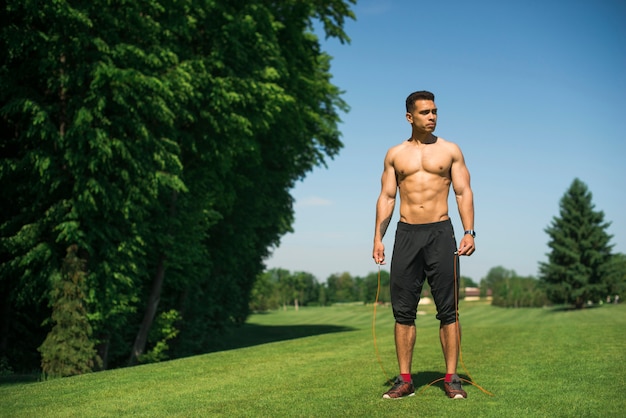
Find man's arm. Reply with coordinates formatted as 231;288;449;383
451;144;475;256
373;150;397;264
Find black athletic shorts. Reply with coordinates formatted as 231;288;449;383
390;219;459;325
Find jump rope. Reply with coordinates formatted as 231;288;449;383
372;252;494;397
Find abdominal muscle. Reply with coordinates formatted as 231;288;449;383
397;174;451;225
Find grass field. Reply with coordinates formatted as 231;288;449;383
1;301;625;417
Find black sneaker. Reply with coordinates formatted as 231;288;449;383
444;374;467;399
382;377;415;399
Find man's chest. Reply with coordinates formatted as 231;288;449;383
395;148;452;177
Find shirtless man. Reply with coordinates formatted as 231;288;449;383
373;91;475;399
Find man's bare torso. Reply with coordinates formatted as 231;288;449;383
373;94;474;264
390;136;454;224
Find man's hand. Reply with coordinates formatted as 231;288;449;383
373;242;386;265
457;235;475;256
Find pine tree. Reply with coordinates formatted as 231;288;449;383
539;178;614;309
605;253;626;300
38;246;101;377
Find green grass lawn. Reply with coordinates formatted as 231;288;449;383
1;302;625;417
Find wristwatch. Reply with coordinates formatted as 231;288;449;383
464;230;476;238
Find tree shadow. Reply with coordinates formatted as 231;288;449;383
0;373;40;386
0;324;356;386
548;304;603;312
203;323;356;353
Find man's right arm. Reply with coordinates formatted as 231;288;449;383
373;151;397;265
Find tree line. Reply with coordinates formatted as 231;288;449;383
0;0;356;377
251;179;625;311
250;268;481;310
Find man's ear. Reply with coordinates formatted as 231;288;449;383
406;112;412;123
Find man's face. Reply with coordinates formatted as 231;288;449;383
406;99;437;132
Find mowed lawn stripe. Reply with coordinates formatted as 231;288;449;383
1;303;624;417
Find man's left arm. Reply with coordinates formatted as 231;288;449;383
451;145;475;256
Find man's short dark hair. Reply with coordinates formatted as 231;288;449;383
406;91;435;113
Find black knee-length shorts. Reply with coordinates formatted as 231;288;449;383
390;219;459;325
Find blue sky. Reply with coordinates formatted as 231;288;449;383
265;0;626;284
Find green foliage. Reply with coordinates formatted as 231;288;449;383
494;277;548;308
326;272;359;303
250;268;322;311
539;178;616;308
138;309;181;364
1;0;356;373
38;246;101;378
482;266;549;308
605;253;626;298
250;271;281;311
360;270;391;304
460;276;478;288
0;356;13;377
251;267;488;309
250;268;394;310
459;275;477;299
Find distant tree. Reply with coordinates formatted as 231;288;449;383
249;271;280;311
539;178;614;309
318;285;328;306
360;270;390;304
481;266;547;307
291;272;320;308
249;269;321;311
491;275;548;308
481;266;514;298
262;268;292;310
461;276;478;288
326;272;357;303
459;275;477;299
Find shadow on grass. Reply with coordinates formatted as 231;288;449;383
380;371;472;397
548;304;603;312
0;324;355;386
204;323;356;353
0;373;40;386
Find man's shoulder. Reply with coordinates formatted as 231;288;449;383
393;139;411;148
434;136;455;146
435;137;463;153
385;140;410;157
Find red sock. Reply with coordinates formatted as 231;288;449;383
401;373;412;382
445;373;454;382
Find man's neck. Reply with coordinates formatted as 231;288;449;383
410;132;436;145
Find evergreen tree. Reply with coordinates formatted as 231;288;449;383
38;246;101;378
539;178;614;308
605;253;626;300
